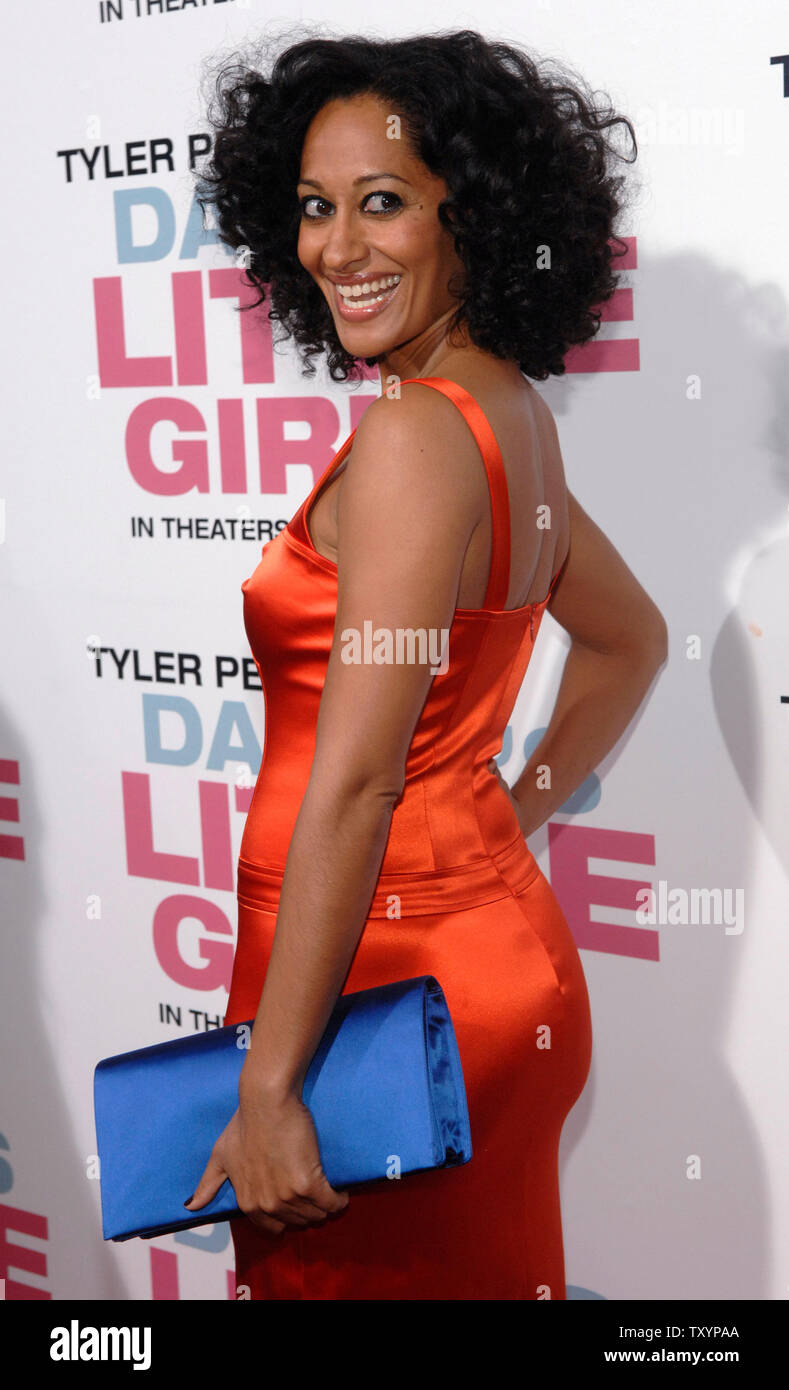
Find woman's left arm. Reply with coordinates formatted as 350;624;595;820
185;383;486;1234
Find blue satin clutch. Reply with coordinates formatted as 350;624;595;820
93;975;472;1242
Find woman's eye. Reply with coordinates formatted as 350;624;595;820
300;195;331;220
299;190;403;220
363;191;402;215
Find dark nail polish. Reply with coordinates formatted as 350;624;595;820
184;1194;193;1206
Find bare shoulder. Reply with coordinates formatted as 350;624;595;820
346;378;490;512
353;377;484;453
332;379;493;606
527;381;564;451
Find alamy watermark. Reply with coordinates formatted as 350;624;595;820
340;624;450;675
632;102;745;156
50;1320;151;1370
636;880;744;935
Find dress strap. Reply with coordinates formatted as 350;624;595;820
399;377;511;611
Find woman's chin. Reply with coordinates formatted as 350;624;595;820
334;327;388;361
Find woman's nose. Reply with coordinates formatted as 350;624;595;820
320;208;368;269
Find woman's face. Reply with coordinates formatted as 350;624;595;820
296;94;465;361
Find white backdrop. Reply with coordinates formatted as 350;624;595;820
1;0;787;1301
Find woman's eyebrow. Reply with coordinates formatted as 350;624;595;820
297;172;413;189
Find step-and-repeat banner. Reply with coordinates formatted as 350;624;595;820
2;1;787;1300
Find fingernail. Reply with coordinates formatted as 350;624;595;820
184;1194;193;1206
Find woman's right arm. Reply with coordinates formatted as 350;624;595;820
511;489;668;836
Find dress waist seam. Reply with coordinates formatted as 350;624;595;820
237;837;540;917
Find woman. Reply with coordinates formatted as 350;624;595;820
187;29;667;1300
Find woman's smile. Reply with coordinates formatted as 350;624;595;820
331;273;403;319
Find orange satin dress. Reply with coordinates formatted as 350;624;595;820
225;376;592;1300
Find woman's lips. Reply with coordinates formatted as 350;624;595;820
333;278;402;321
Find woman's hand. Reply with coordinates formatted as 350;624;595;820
184;1084;350;1236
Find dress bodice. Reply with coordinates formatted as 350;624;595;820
238;377;564;915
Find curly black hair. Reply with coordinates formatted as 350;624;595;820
195;25;639;382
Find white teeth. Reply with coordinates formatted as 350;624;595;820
337;274;400;299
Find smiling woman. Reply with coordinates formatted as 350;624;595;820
190;28;666;1301
295;97;466;345
195;27;641;382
